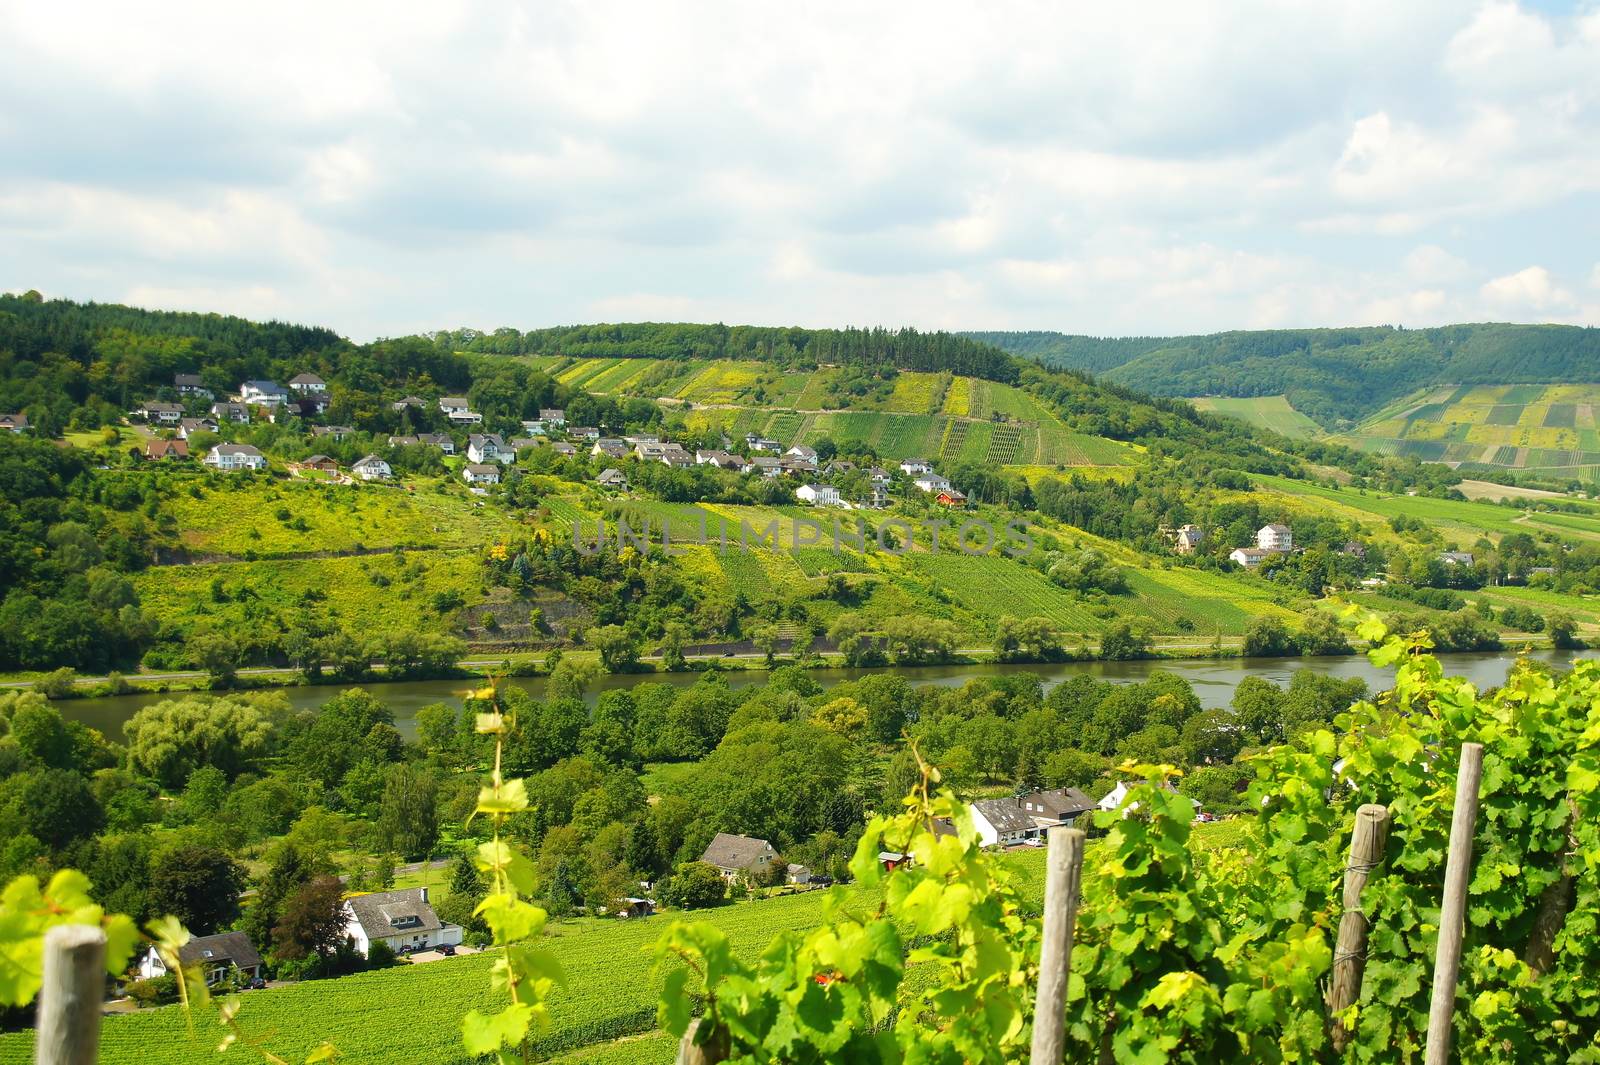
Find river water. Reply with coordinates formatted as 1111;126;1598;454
52;649;1589;740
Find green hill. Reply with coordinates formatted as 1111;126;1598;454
968;325;1600;429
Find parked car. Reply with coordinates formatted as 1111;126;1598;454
246;976;267;990
439;944;456;957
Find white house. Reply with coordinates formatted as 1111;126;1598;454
969;789;1097;847
136;932;262;987
174;373;212;397
439;397;483;424
341;887;462;958
205;444;267;471
743;456;784;478
1097;780;1201;818
417;433;455;454
745;434;781;452
538;408;566;427
177;418;219;439
659;444;694;468
288;372;327;394
1229;547;1273;568
239;380;289;407
796;483;842;506
462;463;501;485
137;401;184;424
913;473;952;495
351;454;392;481
1256;524;1293;552
899;459;932;476
468;433;514;464
211;401;250;423
697;449;740;469
785;444;818;462
597;468;629;490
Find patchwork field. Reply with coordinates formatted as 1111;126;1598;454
1333;384;1600;474
1186;395;1320;438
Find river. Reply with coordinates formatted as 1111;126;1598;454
51;649;1590;740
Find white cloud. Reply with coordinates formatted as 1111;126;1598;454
0;0;1596;337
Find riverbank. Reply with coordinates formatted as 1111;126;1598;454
0;631;1555;703
40;644;1582;742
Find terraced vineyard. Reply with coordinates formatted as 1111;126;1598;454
1333;383;1600;473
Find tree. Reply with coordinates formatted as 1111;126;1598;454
291;688;396;787
377;762;440;860
881;616;958;664
589;625;641;672
994;615;1064;663
124;697;273;788
1099;621;1151;661
1548;611;1583;650
1243;616;1296;658
11;769;103;848
244;842;323;949
1231;675;1286;744
811;697;867;736
191;631;242;686
1180;710;1245;766
414;703;459;757
659;622;689;672
751;624;782;667
272;875;349;961
658;862;726;910
1297;611;1352;657
150;843;245;936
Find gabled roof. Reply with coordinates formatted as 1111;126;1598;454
289;372;325;385
700;832;774;871
352;454;388;469
597;468;628;484
145;438;188;458
969;798;1037;835
213;443;263;456
344;889;445;941
174;373;205;387
464;463;500;475
177;931;262;971
1261;523;1291;535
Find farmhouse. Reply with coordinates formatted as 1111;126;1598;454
1098;780;1201;818
743;456;784;478
700;833;778;882
174;373;212;397
1171;524;1205;554
288;372;327;394
439;397;482;424
795;483;842;506
204;443;267;471
696;449;740;469
341;887;462;958
143;438;189;461
136;932;262;987
351;454;392;481
239;380;289;407
462;463;501;485
468;433;514;464
0;412;27;433
1256;523;1293;552
969;788;1096;847
178;417;219;439
137;400;184;424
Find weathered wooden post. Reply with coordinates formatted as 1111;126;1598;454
1030;825;1088;1065
676;1017;728;1065
1329;803;1391;1051
1425;742;1483;1065
34;925;106;1065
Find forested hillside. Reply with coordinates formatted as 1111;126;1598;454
969;324;1600;427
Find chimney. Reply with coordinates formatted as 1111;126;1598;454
419;886;429;903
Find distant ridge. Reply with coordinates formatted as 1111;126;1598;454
965;324;1600;427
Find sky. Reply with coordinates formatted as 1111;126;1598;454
2;1;1599;341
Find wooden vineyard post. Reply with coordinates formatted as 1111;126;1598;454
1030;826;1088;1065
1425;742;1484;1065
1329;803;1391;1051
34;925;106;1065
676;1017;728;1065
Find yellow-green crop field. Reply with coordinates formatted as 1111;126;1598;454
1186;395;1320;439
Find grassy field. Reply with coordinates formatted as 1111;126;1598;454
0;822;1265;1065
1186;395;1320;439
158;476;514;557
1332;384;1600;476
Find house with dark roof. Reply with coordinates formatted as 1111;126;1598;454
463;463;501;486
969;788;1096;847
340;887;461;957
699;833;777;882
136;931;262;986
136;400;184;424
211;401;250;423
289;372;327;394
597;468;629;490
0;412;28;433
178;417;219;439
205;443;267;471
174;373;212;397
